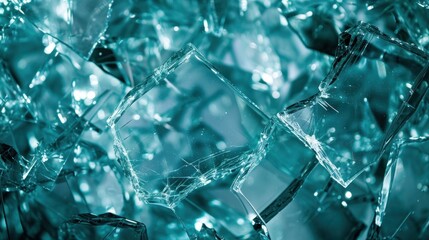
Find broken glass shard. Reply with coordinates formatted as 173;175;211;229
7;57;118;187
101;0;164;87
244;162;365;239
0;192;24;238
0;61;35;124
198;0;226;37
170;179;268;239
3;0;429;238
24;46;127;126
17;180;81;238
64;149;124;214
58;213;148;240
0;142;25;190
370;137;429;239
402;90;429;139
203;4;335;117
0;87;113;191
279;0;348;56
0;119;45;191
232;117;318;218
24;91;111;190
278;22;429;187
12;0;114;58
108;43;270;208
395;0;429;50
94;38;163;87
203;14;287;116
197;223;223;240
251;158;318;224
153;1;204;51
279;0;403;53
0;14;50;90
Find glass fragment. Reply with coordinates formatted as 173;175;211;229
369;137;429;239
278;23;429;187
108;44;270;207
58;212;148;240
1;1;429;239
12;0;114;58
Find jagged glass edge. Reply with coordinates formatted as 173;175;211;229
10;0;115;59
107;43;269;207
0;60;37;120
322;22;429;90
277;22;429;187
60;213;148;239
374;136;429;226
